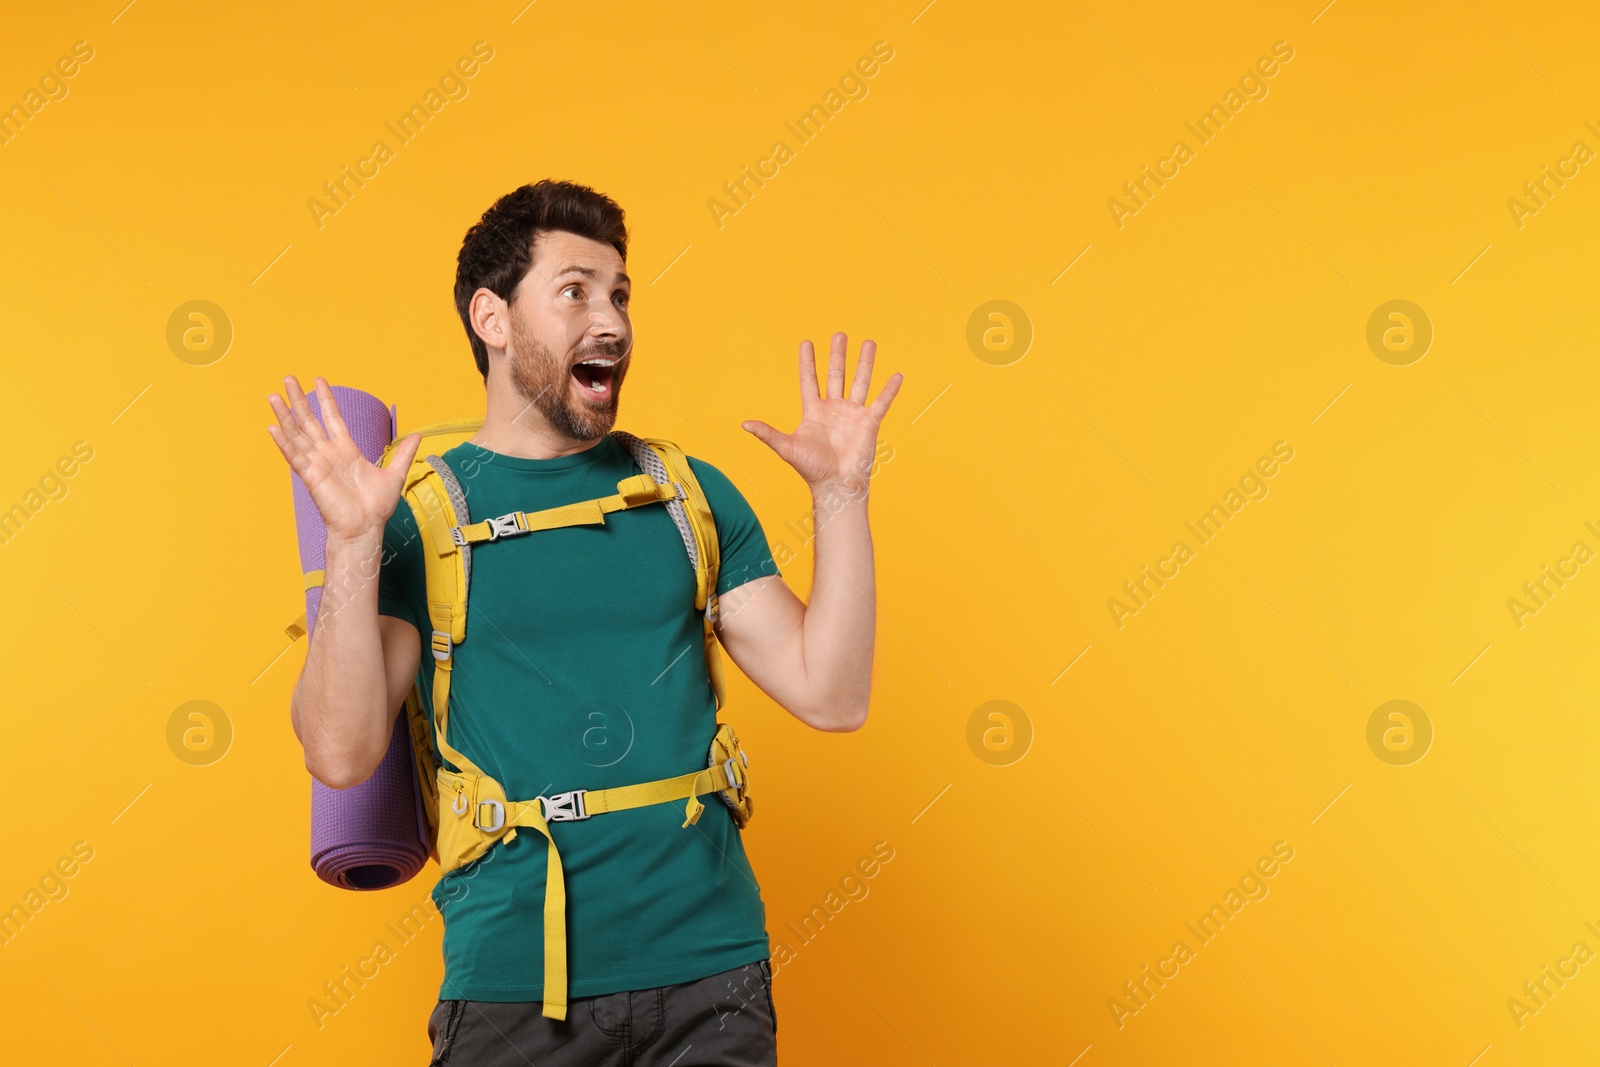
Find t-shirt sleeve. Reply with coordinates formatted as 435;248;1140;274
376;502;426;634
686;456;782;597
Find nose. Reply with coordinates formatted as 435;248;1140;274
587;296;626;343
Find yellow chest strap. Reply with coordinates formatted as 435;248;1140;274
451;473;680;545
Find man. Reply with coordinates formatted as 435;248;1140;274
265;179;901;1065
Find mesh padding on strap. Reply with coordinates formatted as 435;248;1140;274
609;431;698;574
424;454;472;607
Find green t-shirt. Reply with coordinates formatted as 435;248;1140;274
376;431;780;1002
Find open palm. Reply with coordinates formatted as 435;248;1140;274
742;333;902;491
265;375;421;542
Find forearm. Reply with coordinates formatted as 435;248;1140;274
798;481;877;729
292;533;392;787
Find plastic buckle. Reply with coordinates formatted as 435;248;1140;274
723;750;748;785
485;514;525;541
475;798;505;832
450;526;467;547
431;630;453;661
539;790;589;822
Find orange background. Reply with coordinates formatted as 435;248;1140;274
4;0;1600;1063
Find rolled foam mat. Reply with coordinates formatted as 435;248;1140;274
292;386;432;891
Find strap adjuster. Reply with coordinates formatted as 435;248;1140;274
475;798;505;832
431;630;453;661
538;790;589;822
620;476;683;506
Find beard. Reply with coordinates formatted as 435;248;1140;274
506;314;628;441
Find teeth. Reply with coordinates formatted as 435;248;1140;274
577;357;616;367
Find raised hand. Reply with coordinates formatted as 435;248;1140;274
741;332;902;493
265;376;421;543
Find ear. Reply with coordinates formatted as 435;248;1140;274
470;287;511;355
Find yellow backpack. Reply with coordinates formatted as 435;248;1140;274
304;416;753;1020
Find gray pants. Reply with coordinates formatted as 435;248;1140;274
426;959;777;1066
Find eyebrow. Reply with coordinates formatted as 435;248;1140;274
554;264;630;286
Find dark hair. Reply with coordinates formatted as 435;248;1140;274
453;179;628;379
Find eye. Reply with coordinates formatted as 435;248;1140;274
562;284;582;299
614;290;630;308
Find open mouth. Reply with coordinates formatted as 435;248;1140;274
570;355;619;401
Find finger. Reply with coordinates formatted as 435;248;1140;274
384;432;422;474
867;372;904;422
283;375;327;444
266;389;292;432
283;375;324;444
270;388;339;480
275;386;366;502
848;338;876;405
265;424;299;467
827;332;847;399
314;377;351;441
267;423;320;481
798;340;819;410
741;419;789;457
267;391;317;456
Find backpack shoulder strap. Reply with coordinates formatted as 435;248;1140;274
377;418;484;865
607;432;721;611
608;431;727;710
386;445;488;780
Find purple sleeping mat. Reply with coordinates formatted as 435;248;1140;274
291;385;432;890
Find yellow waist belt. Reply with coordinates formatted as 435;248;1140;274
434;722;753;1022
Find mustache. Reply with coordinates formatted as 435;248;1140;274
573;338;628;359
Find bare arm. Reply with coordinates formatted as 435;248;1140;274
267;375;421;788
715;332;901;732
288;540;423;787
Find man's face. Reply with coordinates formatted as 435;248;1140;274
504;230;632;440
